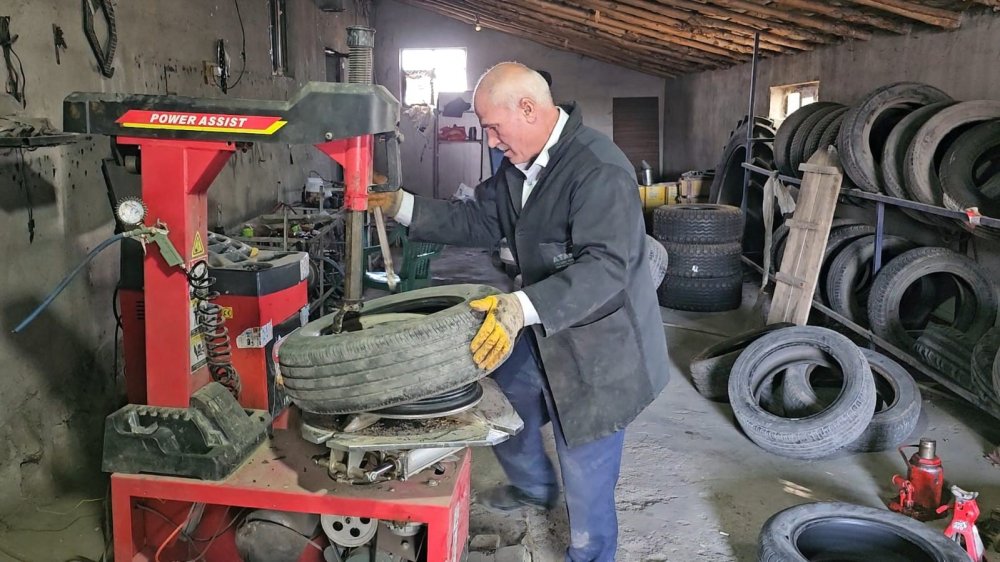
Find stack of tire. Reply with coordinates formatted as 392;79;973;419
708;115;777;260
690;325;921;458
652;204;744;312
774;82;1000;238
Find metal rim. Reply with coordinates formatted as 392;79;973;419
320;514;378;547
373;382;485;419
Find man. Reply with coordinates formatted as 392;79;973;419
370;62;669;561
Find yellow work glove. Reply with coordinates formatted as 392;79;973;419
367;190;402;217
469;293;525;371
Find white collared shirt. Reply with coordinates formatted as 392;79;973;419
393;109;569;328
513;107;569;207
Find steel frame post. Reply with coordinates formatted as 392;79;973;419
118;137;236;407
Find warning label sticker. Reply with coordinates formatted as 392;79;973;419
190;333;208;371
191;232;206;259
236;321;273;349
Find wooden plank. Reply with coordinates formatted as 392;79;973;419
844;0;962;28
767;147;844;325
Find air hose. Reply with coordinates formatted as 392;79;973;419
12;233;126;333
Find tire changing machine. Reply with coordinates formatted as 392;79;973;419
63;78;520;562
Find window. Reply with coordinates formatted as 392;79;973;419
269;0;289;76
400;48;467;106
769;81;820;124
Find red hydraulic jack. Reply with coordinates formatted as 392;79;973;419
890;438;946;521
61;81;470;562
939;486;988;562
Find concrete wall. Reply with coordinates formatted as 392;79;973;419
662;10;1000;177
0;0;364;513
373;0;665;199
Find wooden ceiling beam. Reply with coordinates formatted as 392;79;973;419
613;0;815;51
516;0;743;62
844;0;962;28
446;0;711;69
411;0;688;76
570;0;788;54
768;0;912;34
656;0;837;44
703;0;872;40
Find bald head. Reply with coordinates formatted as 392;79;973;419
473;62;554;111
472;62;560;165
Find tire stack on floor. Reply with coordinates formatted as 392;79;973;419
689;325;922;458
652;204;744;312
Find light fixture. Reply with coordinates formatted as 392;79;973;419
474;15;482;32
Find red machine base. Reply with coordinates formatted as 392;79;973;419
112;430;471;562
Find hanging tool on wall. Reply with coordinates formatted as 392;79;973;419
0;16;26;107
52;24;67;65
83;0;117;78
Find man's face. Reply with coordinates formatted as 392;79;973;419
476;95;535;165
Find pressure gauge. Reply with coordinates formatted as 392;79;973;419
115;197;147;228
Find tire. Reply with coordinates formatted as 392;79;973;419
688;323;795;401
814;111;847;158
646;235;669;288
880;102;956;226
913;324;975;386
972;327;1000;399
652;204;744;244
868;247;997;353
758;502;970;562
278;284;498;414
790;105;845;177
905;101;1000;208
817;224;877;304
774;102;843;177
825;235;916;326
663;242;742;278
939;120;1000;241
774;218;865;273
708;117;776;261
728;326;876;459
781;349;921;452
658;273;743;312
803;107;850;168
838;82;952;193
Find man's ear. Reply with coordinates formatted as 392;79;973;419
519;98;536;122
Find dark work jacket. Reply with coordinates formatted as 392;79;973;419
410;103;670;447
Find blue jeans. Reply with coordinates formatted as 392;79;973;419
490;334;625;562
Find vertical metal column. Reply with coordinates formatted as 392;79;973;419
873;201;886;274
120;137;235;407
741;32;761;215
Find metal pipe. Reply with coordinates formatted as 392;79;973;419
873;201;885;273
740;32;761;216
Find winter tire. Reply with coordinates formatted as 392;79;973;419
652;204;744;244
657;273;743;312
663;241;742;279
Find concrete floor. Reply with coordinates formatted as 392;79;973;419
1;246;999;561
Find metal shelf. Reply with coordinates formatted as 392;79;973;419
733;39;1000;420
742;256;1000;422
741;161;1000;229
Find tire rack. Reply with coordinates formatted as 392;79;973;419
740;160;1000;423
